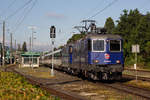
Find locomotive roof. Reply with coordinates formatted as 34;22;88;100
65;34;122;46
86;34;122;39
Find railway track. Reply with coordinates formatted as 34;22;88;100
3;64;87;100
123;74;150;82
3;64;150;100
125;68;150;73
124;68;150;82
44;64;150;99
98;82;150;99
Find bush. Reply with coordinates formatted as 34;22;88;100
0;71;60;100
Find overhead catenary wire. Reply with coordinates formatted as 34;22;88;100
5;0;34;20
87;0;119;19
70;0;106;30
69;0;119;35
12;0;38;33
0;0;17;18
82;0;106;19
53;0;119;48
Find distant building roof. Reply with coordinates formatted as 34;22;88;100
21;52;40;57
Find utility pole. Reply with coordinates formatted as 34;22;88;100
31;29;34;68
29;37;31;51
29;36;31;67
14;39;16;64
15;40;16;50
2;21;5;67
10;33;13;64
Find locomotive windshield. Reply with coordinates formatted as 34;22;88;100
109;40;121;52
92;40;104;51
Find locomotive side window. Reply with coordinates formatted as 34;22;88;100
92;40;104;51
109;40;121;52
88;39;91;51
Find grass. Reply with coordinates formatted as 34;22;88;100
124;80;150;91
27;71;54;78
17;67;55;79
0;71;60;100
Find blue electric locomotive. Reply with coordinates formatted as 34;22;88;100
61;33;124;80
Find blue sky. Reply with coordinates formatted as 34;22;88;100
0;0;150;51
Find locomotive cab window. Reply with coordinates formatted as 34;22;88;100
109;40;121;52
92;39;104;52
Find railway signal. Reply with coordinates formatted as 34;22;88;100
50;26;56;76
50;26;56;38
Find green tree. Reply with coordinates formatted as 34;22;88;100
22;42;27;52
113;9;150;66
67;33;86;44
136;13;150;61
58;45;64;49
17;44;21;51
144;41;150;66
104;17;115;33
145;42;150;57
113;9;142;61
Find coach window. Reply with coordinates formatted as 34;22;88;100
69;46;73;53
109;40;121;52
92;39;104;52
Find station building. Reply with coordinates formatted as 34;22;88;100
21;52;40;67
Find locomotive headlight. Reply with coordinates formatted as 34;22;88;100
116;60;120;64
93;60;99;63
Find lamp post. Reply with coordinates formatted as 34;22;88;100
50;26;56;76
28;26;36;68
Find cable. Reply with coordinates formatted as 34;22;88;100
69;0;118;34
13;0;37;33
13;0;38;33
87;0;119;19
69;0;106;30
5;0;33;20
0;0;17;17
83;0;106;19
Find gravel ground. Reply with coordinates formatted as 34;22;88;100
15;66;148;100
